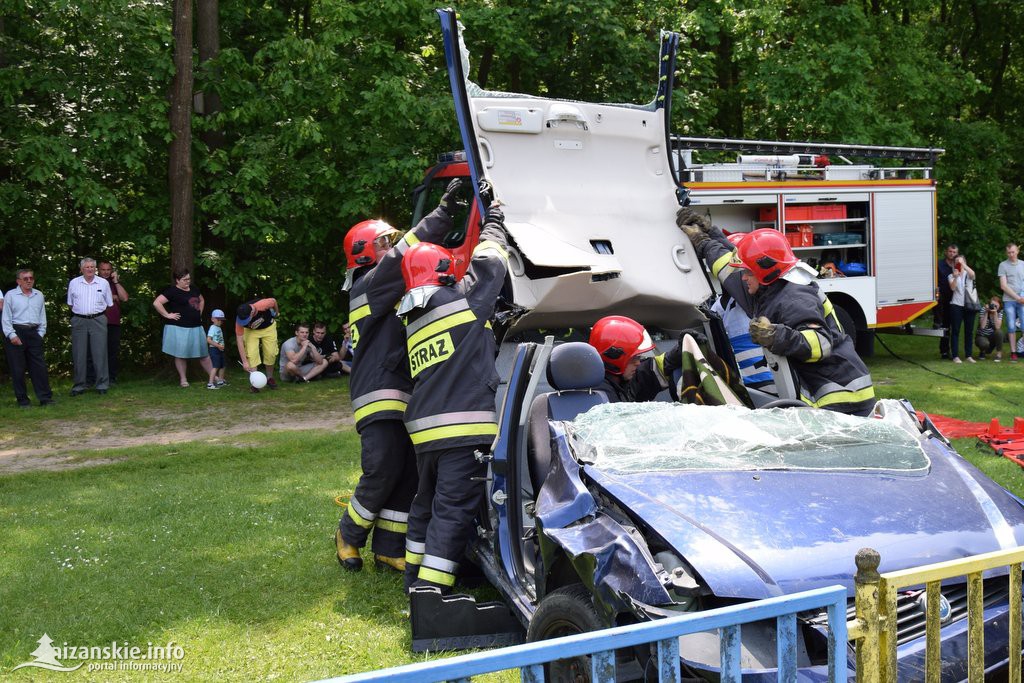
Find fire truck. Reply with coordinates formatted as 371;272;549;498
413;138;943;357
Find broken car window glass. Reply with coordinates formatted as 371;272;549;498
568;403;930;473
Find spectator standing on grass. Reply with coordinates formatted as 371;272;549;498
152;268;214;387
98;260;128;383
999;243;1024;362
937;244;958;360
67;257;112;396
206;309;228;387
947;255;978;364
2;269;54;407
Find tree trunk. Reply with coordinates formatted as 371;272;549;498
169;0;194;277
196;0;227;312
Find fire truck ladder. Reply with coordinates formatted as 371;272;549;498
671;136;944;164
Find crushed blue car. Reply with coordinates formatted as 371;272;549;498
407;11;1024;681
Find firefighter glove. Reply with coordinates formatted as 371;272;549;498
676;207;711;232
439;178;466;214
485;203;505;226
681;223;709;250
663;338;684;374
478;179;494;208
749;316;777;347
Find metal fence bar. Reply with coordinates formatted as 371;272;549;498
925;581;941;683
656;637;680;682
851;546;1024;683
879;581;898;682
520;664;542;682
325;585;848;683
967;572;984;682
720;624;741;682
878;547;1024;588
853;549;881;683
827;596;848;683
590;649;614;680
1010;563;1022;683
777;613;797;681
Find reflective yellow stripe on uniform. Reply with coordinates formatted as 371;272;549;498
821;297;843;332
354;400;407;422
350;304;371;324
473;240;509;260
347;501;374;529
405;540;425;567
348;301;370;350
804;385;876;409
407;309;476;349
711;251;736;281
376;508;408;534
409;423;498;445
653;353;670;388
376;518;408;533
799;328;833;362
352;389;411;422
418;566;456;586
396;232;420;254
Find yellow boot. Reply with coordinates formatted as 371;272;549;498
335;529;363;572
374;554;406;573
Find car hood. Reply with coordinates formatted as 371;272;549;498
584;438;1024;599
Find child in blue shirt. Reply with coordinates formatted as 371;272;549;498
206;310;228;388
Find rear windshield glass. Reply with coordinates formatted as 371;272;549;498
568;403;930;473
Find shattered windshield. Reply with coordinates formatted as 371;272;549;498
568;403;930;473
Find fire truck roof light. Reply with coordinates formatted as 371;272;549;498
437;150;467;163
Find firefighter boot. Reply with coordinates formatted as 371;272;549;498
374;554;406;573
335;529;363;572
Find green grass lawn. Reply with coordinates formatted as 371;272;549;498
2;331;1024;680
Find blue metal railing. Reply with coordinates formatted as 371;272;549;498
324;584;849;683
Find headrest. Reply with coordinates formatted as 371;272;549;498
546;342;605;391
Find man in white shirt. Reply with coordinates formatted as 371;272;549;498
67;257;113;395
2;269;54;407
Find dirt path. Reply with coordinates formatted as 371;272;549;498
0;412;354;475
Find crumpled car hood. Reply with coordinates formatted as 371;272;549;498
584;438;1024;599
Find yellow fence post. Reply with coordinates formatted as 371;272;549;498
855;548;882;683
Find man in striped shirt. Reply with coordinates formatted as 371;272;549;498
2;269;54;407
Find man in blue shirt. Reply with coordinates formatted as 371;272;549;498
2;269;54;407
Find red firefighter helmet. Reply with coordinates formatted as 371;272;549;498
401;242;457;292
344;219;400;270
726;232;745;246
733;228;798;285
588;315;656;376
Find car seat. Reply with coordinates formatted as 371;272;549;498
527;342;609;493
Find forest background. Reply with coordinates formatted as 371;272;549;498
1;0;1021;371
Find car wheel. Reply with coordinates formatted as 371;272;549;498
526;584;605;682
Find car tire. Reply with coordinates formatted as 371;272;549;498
526;584;605;682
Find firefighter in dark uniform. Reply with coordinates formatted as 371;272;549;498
679;213;876;416
588;315;683;402
397;193;509;592
335;180;464;573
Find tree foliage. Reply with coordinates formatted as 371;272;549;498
2;0;1023;369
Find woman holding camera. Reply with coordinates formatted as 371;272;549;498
976;296;1004;361
948;255;978;363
